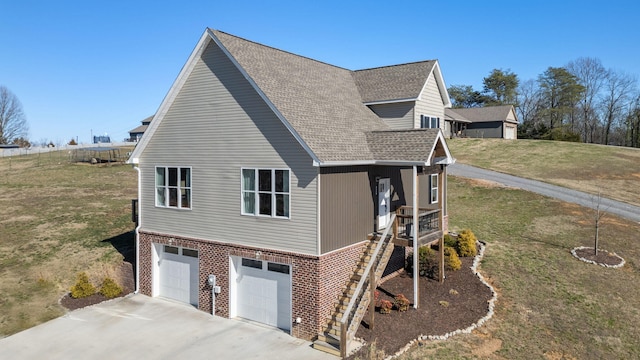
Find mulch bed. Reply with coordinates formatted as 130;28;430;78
350;256;493;358
573;247;624;267
60;261;135;311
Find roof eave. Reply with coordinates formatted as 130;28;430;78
363;97;418;106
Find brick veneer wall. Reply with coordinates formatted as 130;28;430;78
138;231;365;341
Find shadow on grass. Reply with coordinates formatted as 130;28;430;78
102;231;136;273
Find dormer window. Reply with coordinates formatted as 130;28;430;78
420;115;440;129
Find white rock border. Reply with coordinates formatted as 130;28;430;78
571;246;625;269
385;240;497;360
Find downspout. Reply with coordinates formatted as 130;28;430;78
133;165;141;294
412;165;419;309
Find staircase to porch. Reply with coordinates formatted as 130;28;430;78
312;214;397;357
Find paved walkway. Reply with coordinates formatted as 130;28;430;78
449;163;640;223
0;294;334;360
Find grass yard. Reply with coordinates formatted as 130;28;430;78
446;138;640;207
0;150;136;336
1;142;639;359
400;177;640;359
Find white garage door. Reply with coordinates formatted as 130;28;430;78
159;245;199;306
236;258;291;331
505;126;516;139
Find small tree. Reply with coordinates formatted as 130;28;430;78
592;192;608;256
68;138;78;145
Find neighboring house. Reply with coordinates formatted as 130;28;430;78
128;116;153;142
127;28;455;356
445;105;519;139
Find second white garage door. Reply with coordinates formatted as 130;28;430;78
234;257;291;331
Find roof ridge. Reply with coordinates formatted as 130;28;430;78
211;29;351;71
354;59;437;72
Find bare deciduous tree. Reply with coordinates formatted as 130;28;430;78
600;70;637;145
0;86;29;144
566;57;607;142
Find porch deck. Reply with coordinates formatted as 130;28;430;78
390;206;442;247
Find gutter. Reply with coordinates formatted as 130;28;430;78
133;165;141;294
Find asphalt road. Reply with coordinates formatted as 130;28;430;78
449;163;640;224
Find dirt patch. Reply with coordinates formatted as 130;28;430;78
572;247;624;267
350;257;493;358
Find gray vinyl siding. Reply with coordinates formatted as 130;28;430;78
464;122;503;138
319;165;440;253
138;40;318;255
367;102;415;130
415;74;445;129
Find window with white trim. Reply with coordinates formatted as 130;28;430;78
430;173;439;204
242;168;290;218
155;166;191;209
420;115;440;129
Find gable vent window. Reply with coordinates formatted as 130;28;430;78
155;166;192;209
420;115;440;129
242;168;290;218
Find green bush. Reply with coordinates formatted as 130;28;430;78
70;272;96;299
444;233;458;248
457;229;478;257
99;277;123;299
407;246;438;278
444;246;461;271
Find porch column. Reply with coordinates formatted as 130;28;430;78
412;165;419;309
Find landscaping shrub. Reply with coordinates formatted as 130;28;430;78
457;229;478;257
406;246;438;278
99;277;123;299
394;294;410;312
444;246;461;271
70;272;96;299
444;233;458;248
379;300;393;314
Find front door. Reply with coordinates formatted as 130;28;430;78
378;178;390;230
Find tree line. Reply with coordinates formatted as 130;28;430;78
448;57;640;147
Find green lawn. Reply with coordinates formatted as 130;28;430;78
400;177;640;359
446;138;640;207
0;151;136;336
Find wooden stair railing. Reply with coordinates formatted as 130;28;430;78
338;213;396;358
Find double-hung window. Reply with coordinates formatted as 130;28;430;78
155;166;191;209
420;115;440;129
430;173;439;204
242;168;290;218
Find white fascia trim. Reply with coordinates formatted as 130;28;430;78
363;97;417;106
208;29;322;166
417;61;452;108
428;130;455;165
128;31;212;163
314;159;427;167
313;160;376;167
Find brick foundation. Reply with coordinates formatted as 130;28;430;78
138;231;365;340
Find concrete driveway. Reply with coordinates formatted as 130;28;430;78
0;294;335;360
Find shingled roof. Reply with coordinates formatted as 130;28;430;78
129;29;454;166
445;105;517;124
353;61;436;103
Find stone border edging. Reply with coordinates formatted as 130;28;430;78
386;240;497;359
570;246;625;268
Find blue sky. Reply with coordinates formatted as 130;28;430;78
1;0;638;144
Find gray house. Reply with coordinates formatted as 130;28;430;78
128;28;454;357
445;105;518;139
128;116;153;142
